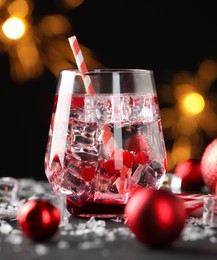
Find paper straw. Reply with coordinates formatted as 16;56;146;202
176;193;217;217
68;35;119;157
68;36;95;94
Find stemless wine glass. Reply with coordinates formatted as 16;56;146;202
44;69;167;218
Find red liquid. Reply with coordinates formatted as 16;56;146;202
66;198;126;218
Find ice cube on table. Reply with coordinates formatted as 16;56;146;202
0;177;20;205
161;173;182;193
202;197;215;227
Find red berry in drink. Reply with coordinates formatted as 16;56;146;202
136;151;149;165
81;167;95;181
104;150;135;176
104;160;120;175
128;134;148;154
122;151;135;168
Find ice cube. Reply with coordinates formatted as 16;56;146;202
140;106;153;122
19;178;52;198
61;170;94;206
70;107;85;122
84;96;95;123
130;95;141;122
130;160;165;189
121;95;131;123
0;177;20;205
141;164;164;189
161;173;182;193
95;96;112;124
131;164;147;185
202;197;215;227
111;95;122;123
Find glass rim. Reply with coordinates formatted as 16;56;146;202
60;68;153;76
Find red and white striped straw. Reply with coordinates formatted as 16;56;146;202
176;193;217;217
68;36;95;94
68;35;119;157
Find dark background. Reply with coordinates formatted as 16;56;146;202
1;0;217;180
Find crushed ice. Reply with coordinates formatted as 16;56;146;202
2;178;217;257
58;216;134;250
181;217;217;242
0;178;52;221
182;225;216;241
34;244;49;256
0;220;13;234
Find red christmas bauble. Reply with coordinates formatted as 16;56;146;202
17;199;61;241
201;138;217;194
174;159;204;191
124;187;186;247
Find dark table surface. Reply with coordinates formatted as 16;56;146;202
1;217;217;260
1;179;217;260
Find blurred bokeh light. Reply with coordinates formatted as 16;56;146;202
0;0;102;82
2;17;26;39
159;58;217;171
183;92;205;114
0;0;217;175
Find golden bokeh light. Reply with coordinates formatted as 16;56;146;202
0;0;103;82
11;36;43;82
198;59;217;82
39;15;71;36
63;0;85;8
0;0;6;8
190;134;205;159
199;111;217;138
171;138;192;166
8;0;30;17
2;17;26;39
172;71;192;86
161;108;177;129
174;83;193;101
0;0;216;174
158;84;174;103
177;116;198;136
183;92;205;114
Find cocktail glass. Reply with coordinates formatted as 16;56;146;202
44;69;167;218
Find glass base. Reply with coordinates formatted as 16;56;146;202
66;200;126;219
